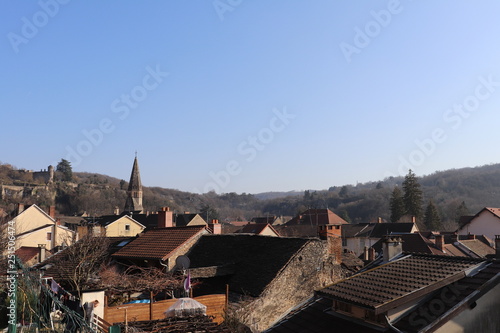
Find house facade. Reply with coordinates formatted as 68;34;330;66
9;204;75;251
342;222;418;256
457;207;500;241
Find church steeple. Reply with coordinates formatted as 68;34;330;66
124;156;143;213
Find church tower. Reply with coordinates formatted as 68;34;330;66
124;156;144;214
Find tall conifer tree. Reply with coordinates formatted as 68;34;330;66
390;186;405;222
402;169;423;218
424;200;441;230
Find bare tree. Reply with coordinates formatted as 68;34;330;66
100;264;183;297
51;235;110;298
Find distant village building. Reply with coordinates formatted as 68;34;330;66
32;165;55;184
457;207;500;241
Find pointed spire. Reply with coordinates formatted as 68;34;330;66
127;156;142;191
124;156;143;213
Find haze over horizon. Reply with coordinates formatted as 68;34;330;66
3;1;500;194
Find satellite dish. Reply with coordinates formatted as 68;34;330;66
176;255;190;270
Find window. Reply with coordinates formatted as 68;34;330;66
125;224;130;231
46;232;52;241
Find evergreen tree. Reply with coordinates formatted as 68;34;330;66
402;169;423;218
390;186;405;222
454;201;470;223
424;200;442;230
339;186;349;198
56;159;73;182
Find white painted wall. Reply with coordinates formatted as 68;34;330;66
458;210;500;241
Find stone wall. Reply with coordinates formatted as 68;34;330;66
167;229;210;270
238;239;349;332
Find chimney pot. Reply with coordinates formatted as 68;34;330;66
383;236;403;262
209;220;221;234
17;203;25;215
368;247;376;261
157;208;173;228
363;246;369;261
48;206;56;219
435;234;444;252
38;244;47;263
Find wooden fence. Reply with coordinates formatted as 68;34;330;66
104;294;227;325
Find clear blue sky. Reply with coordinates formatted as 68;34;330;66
2;1;500;194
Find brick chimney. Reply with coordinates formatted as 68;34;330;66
157;207;173;228
209;219;221;235
435;234;444;252
495;235;500;259
48;205;56;219
318;224;342;264
383;236;403;262
17;203;25;215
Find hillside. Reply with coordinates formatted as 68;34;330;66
1;161;500;231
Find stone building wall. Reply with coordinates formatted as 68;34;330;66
239;239;349;332
167;228;210;270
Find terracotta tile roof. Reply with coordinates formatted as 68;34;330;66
112;226;207;260
318;253;485;314
484;207;500;218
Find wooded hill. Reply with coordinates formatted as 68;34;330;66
1;162;500;231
